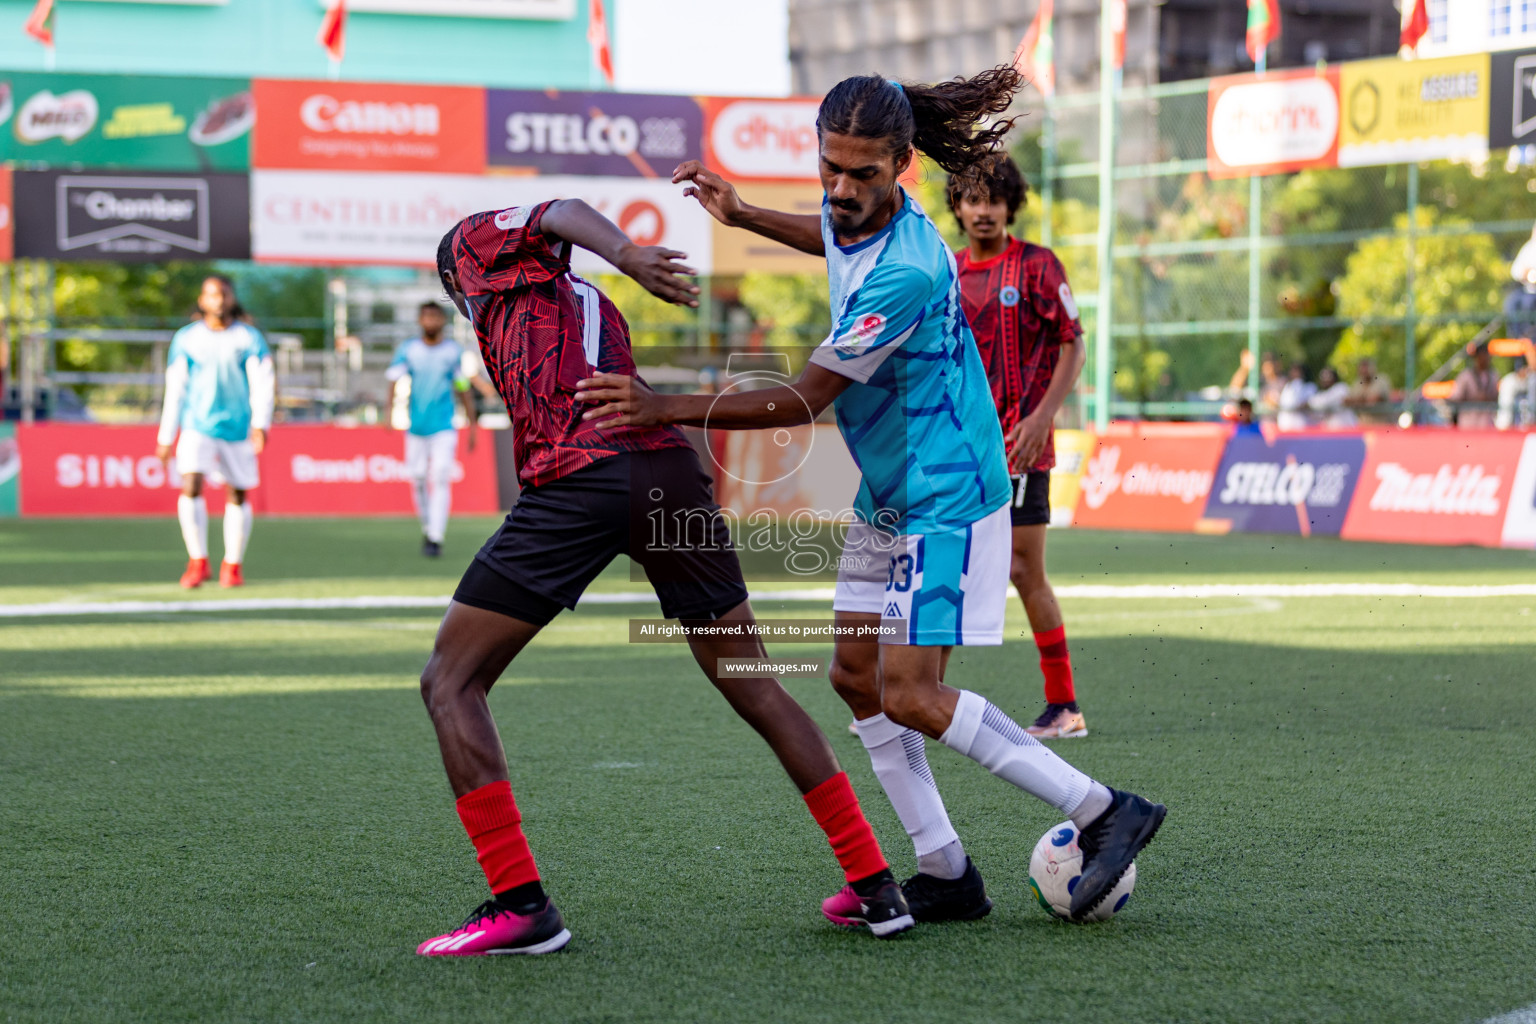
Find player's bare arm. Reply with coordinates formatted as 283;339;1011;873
457;384;478;452
575;363;850;430
1008;337;1084;472
671;160;825;256
538;198;701;307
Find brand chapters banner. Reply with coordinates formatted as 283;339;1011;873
13;169;250;261
1199;434;1367;536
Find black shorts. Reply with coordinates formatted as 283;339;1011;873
1008;471;1051;527
453;446;749;626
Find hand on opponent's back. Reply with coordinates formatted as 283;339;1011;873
576;373;667;428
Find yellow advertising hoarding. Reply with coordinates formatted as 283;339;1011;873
1338;53;1490;167
1048;429;1096;527
710;182;828;276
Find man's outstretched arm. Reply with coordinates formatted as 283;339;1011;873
576;362;850;430
538;198;701;307
672;161;825;257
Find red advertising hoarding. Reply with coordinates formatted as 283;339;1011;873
252;78;486;174
1340;429;1527;547
700;96;822;183
1207;67;1341;179
1071;423;1230;532
16;424;500;517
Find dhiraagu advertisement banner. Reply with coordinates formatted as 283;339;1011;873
0;74;253;170
1337;53;1489;167
0;423;18;517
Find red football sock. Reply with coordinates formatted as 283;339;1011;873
803;772;888;883
1035;625;1077;704
456;780;540;894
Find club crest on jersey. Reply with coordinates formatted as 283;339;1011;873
494;206;532;231
855;313;886;339
999;285;1021;307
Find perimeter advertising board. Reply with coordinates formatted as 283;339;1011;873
0;166;11;263
701;97;821;182
486;89;702;177
1337;53;1490;167
1339;429;1524;547
13;169;251;261
1206;68;1340;179
251;170;710;272
1489;47;1536;150
1071;423;1228;531
1497;434;1536;549
1048;429;1095;527
1199;434;1367;536
0;73;252;170
0;423;17;518
15;424;499;517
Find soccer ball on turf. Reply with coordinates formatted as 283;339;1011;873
1027;821;1136;922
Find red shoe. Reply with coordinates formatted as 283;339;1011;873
219;561;244;588
179;557;210;589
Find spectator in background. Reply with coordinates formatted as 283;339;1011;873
1259;351;1284;412
1496;341;1535;430
1232;398;1263;437
1276;362;1315;431
1508;223;1536;340
1344;357;1393;423
1308;367;1356;428
1451;344;1499;429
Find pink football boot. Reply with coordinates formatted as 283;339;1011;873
416;898;571;957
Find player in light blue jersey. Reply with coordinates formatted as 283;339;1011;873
386;301;478;557
156;274;274;589
578;67;1165;926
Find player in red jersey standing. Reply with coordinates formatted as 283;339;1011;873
950;154;1089;739
413;198;911;957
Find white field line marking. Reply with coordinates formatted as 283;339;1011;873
1;583;1534;619
1483;1003;1536;1024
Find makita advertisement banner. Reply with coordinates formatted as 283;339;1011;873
14;424;499;517
13;169;250;261
1071;423;1229;532
1339;430;1526;547
486;89;702;177
1199;434;1367;536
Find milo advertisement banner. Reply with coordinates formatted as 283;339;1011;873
0;74;253;170
0;423;18;518
1199;434;1367;537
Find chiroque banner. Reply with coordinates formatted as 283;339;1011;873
1071;423;1229;532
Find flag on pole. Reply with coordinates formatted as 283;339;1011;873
1012;0;1056;97
317;0;347;64
24;0;54;49
588;0;615;86
1400;0;1429;53
1245;0;1281;64
1110;0;1127;71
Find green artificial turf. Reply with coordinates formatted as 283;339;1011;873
1;519;1534;1023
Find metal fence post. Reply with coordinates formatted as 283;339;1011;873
1093;0;1119;431
1041;99;1055;250
1403;162;1419;402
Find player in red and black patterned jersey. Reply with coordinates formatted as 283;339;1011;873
949;155;1091;741
410;197;909;958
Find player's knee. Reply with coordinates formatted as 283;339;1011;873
879;687;932;733
1010;555;1046;595
828;654;876;705
228;490;247;506
419;657;454;713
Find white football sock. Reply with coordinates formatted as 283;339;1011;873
1069;783;1114;830
425;480;451;544
177;495;207;560
918;839;969;881
855;713;962;871
222;502;252;565
410;478;430;532
939;690;1093;816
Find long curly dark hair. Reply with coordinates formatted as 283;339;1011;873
816;65;1024;183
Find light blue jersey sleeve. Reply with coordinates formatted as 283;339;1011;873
385;342;410;381
808;263;931;384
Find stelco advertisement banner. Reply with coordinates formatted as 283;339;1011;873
13;169;251;261
13;424;498;518
1199;434;1367;536
0;73;252;170
1337;53;1490;167
486;89;702;177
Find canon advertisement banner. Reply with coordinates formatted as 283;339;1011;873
1206;68;1341;179
486;89;702;177
252;79;486;174
702;97;822;182
251;169;711;271
15;424;499;517
1339;430;1526;547
1200;434;1366;536
1071;424;1229;532
13;169;250;261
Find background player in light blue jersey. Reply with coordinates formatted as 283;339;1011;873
579;67;1165;925
156;274;274;589
386;301;478;557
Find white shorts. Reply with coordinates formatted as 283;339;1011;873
833;504;1010;646
405;429;458;484
176;429;259;490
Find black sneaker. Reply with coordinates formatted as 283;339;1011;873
901;858;993;923
422;538;442;557
822;878;916;938
1070;788;1166;921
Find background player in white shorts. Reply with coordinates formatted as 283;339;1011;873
386;301;478;557
155;274;274;590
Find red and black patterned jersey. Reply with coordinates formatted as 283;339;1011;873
955;237;1083;473
449;201;688;489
